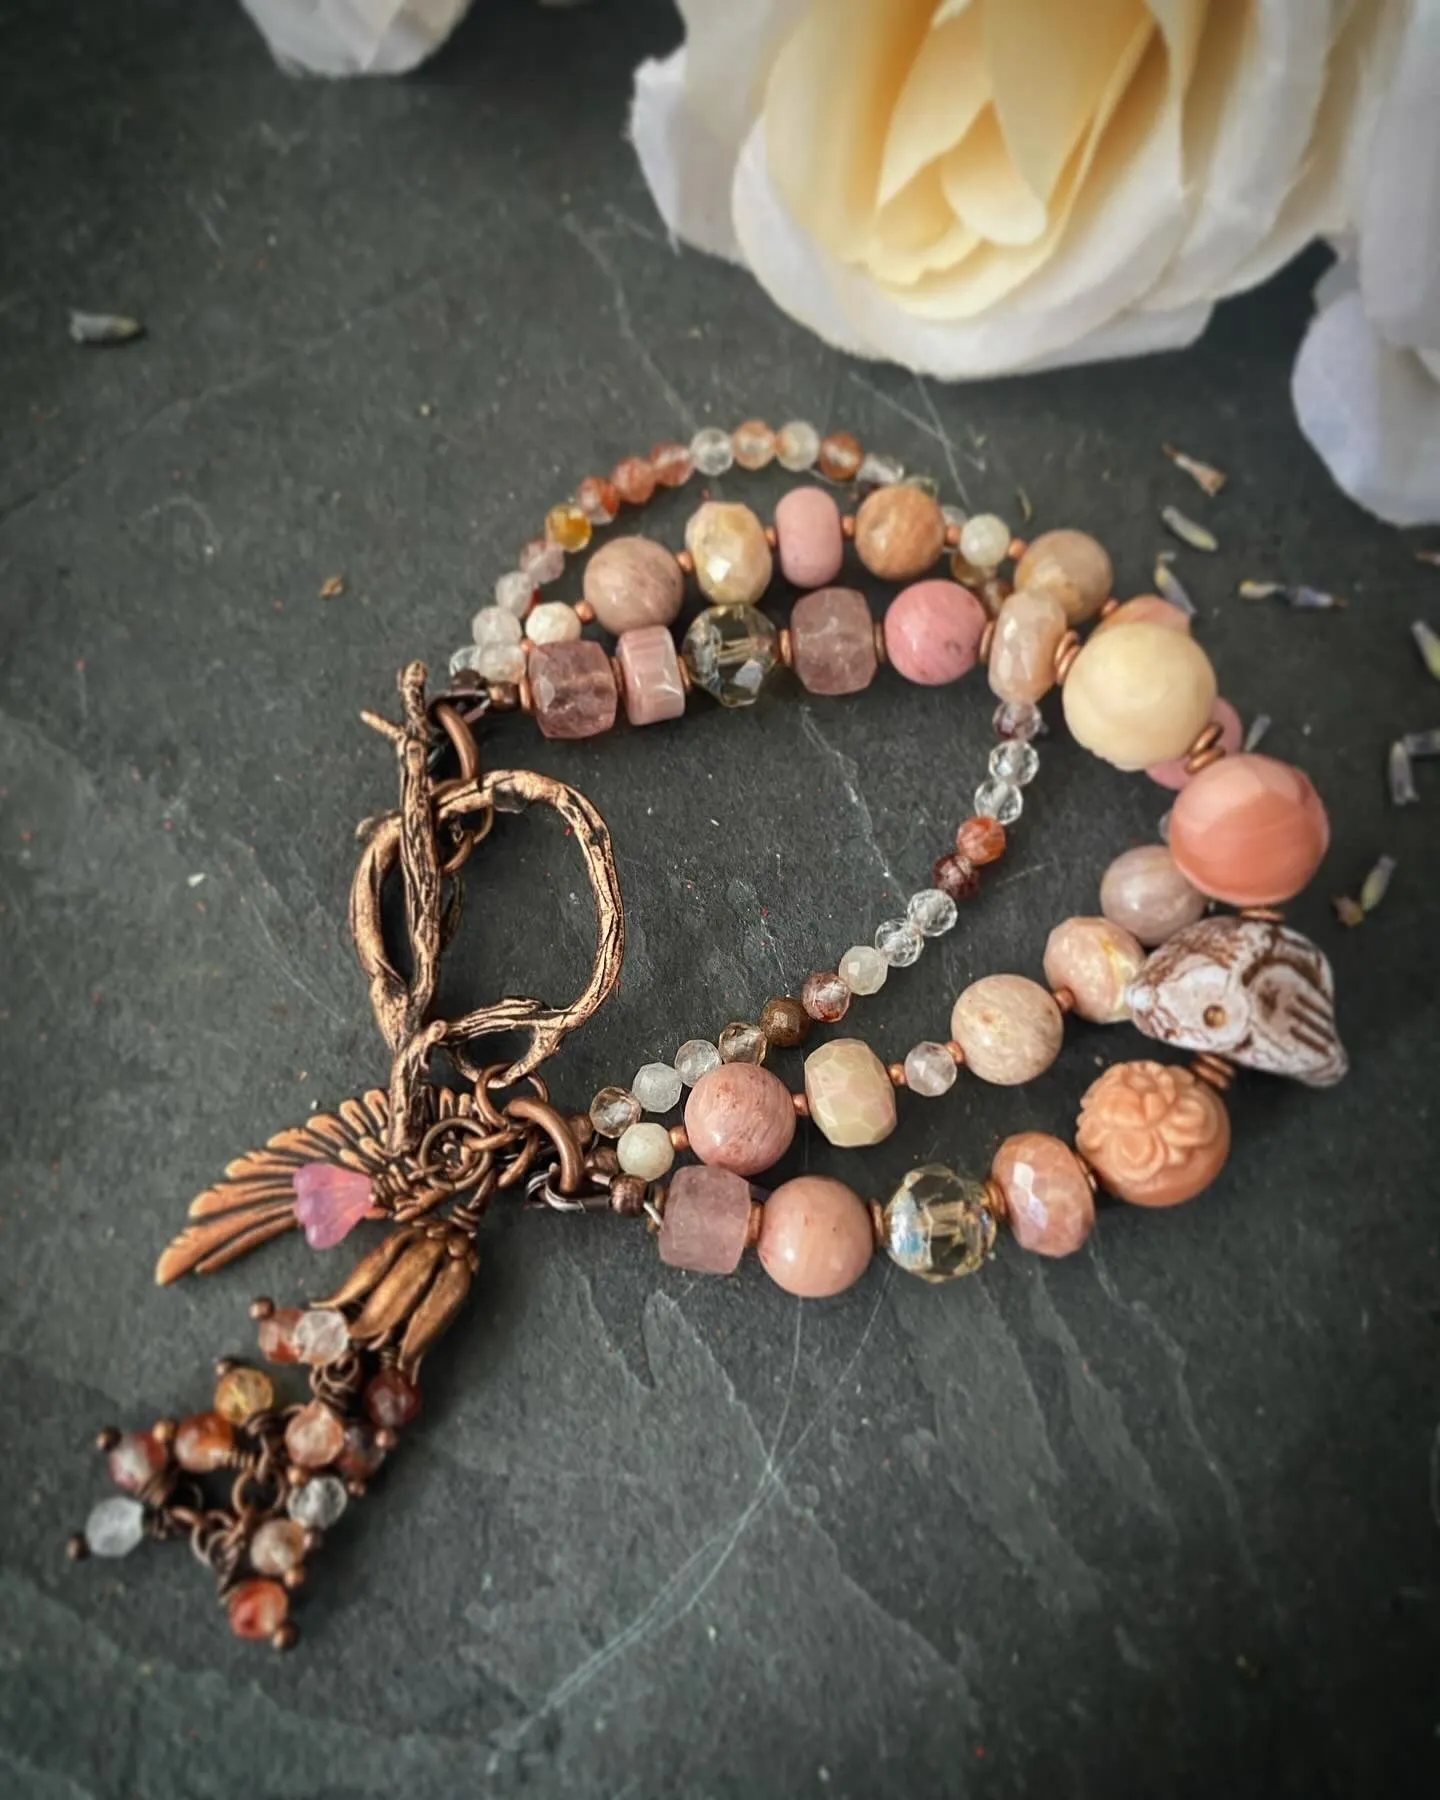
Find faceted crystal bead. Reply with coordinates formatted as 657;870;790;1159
174;1411;235;1473
337;1421;385;1483
690;426;735;476
817;431;863;482
650;441;694;487
364;1369;421;1431
524;601;581;645
285;1401;346;1469
682;605;779;707
804;1039;897;1147
519;537;565;584
658;1165;753;1274
989;740;1039;786
473;606;522;649
993;699;1042;741
493;570;535;615
611;456;657;506
941;503;968;533
987;588;1067;705
673;1039;721;1086
292;1308;350;1366
775;420;821;471
874;918;923;968
718;1020;767;1063
685;502;773;606
544;501;592;552
590;1086;641;1138
575;475;619;526
257;1305;302;1364
759;995;810;1048
214;1366;274;1425
856;451;905;487
973;777;1023;825
884;1165;997;1282
530;641;618;740
956;815;1006;864
86;1495;146;1557
959;513;1011;569
107;1430;165;1494
448;644;483;678
478;642;526;684
287;1473;348;1530
632;1061;683;1112
789;587;877;695
227;1578;289;1641
906;888;957;937
931;853;979;902
250;1518;307;1578
801;971;850;1022
904;1042;958;1097
617;1121;675;1179
731;419;776;469
839;943;888;995
992;1133;1095;1256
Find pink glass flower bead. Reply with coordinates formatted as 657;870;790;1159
292;1162;374;1250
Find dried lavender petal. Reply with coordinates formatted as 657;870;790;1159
1153;554;1196;616
1359;853;1397;913
1162;443;1227;497
1415;550;1440;568
1243;713;1272;753
1289;586;1347;610
1161;505;1218;552
1332;895;1365;928
1016;486;1033;523
1238;580;1285;600
1402;728;1440;757
1388;740;1419;806
69;310;144;345
1412;620;1440;681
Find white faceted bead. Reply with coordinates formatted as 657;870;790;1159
478;642;527;684
993;699;1043;741
858;452;904;486
839;943;888;995
494;570;535;614
775;420;821;471
525;601;582;645
617;1121;675;1180
673;1039;721;1086
690;427;735;476
904;1041;958;1097
287;1473;348;1530
293;1308;350;1365
632;1061;683;1112
974;777;1024;825
520;539;565;584
875;918;924;968
959;513;1011;569
941;504;969;533
448;644;483;677
472;606;522;648
85;1496;145;1557
989;740;1040;786
907;888;958;937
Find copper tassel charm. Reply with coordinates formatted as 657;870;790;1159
68;665;625;1647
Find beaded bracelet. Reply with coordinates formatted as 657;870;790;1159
68;419;1347;1650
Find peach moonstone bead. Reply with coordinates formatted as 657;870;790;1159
758;1175;874;1298
1014;529;1113;624
1063;622;1217;770
1168;753;1330;906
991;1133;1095;1256
684;1061;796;1176
774;485;844;588
883;579;987;685
854;483;947;581
1099;845;1207;947
685;501;773;605
950;975;1063;1085
1043;916;1146;1024
1077;1060;1230;1207
583;536;683;633
803;1038;897;1147
987;588;1067;705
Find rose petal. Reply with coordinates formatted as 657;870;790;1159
239;0;470;76
1357;0;1440;350
877;6;990;210
631;49;745;260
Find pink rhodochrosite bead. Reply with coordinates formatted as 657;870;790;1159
684;1062;796;1176
774;485;844;588
617;625;686;726
1146;697;1243;790
882;579;986;685
292;1163;373;1251
991;1133;1095;1256
758;1176;873;1298
789;587;877;695
529;640;618;740
1168;753;1330;905
658;1165;753;1274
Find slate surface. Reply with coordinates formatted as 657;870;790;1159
1;3;1437;1796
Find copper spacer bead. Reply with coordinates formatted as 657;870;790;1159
287;1465;308;1488
869;1201;888;1251
1071;1149;1099;1195
373;1427;399;1453
887;1061;906;1087
609;1173;648;1215
676;547;696;575
978;619;995;664
574;599;596;624
944;522;961;548
66;1533;89;1561
282;1565;307;1591
873;620;887;664
517;672;534;715
676;654;693;694
778;626;794;669
1054;631;1081;684
982;1175;1009;1224
611;655;626;698
487;680;521;711
590;1144;620;1175
249;1296;275;1321
302;1528;324;1554
214;1357;236;1378
764;524;779;548
152;1418;177;1444
271;1621;299;1652
94;1427;120;1454
668;1124;689;1152
1007;536;1028;561
1050;986;1077;1014
1191;1052;1236;1091
791;1090;810;1117
841;513;856;539
745;1202;764;1248
1239;905;1286;922
567;1111;596;1149
345;1478;368;1499
945;1039;966;1065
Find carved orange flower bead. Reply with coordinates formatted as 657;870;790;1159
1076;1060;1230;1208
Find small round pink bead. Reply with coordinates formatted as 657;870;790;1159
758;1175;873;1298
684;1062;796;1177
1146;697;1243;790
882;580;987;685
774;486;844;589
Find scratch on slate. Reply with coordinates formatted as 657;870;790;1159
1430;1423;1440;1528
847;371;972;508
913;375;972;508
798;706;893;882
241;893;348;1026
561;214;694;429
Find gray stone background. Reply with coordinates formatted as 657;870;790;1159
1;2;1436;1795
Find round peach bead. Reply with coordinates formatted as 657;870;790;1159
774;486;844;588
854;484;946;581
1043;916;1146;1023
1167;753;1330;906
949;975;1063;1086
1146;697;1243;790
1099;845;1206;947
991;1133;1095;1257
1015;529;1113;624
1077;1060;1230;1207
883;579;987;685
758;1176;874;1298
583;537;684;634
987;588;1067;705
1093;595;1191;635
685;501;773;606
1062;622;1217;770
684;1061;796;1176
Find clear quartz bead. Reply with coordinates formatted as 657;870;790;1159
884;1165;996;1281
681;605;779;707
974;776;1024;825
494;569;535;615
874;918;924;968
839;943;888;995
524;601;581;644
857;451;904;487
959;513;1011;569
718;1021;767;1063
632;1061;683;1113
472;606;522;648
993;700;1043;742
673;1039;722;1086
519;539;565;584
989;740;1040;786
85;1495;145;1557
478;642;526;684
941;503;969;534
904;473;941;499
590;1086;641;1137
287;1473;348;1530
904;1042;958;1097
906;888;958;937
775;420;821;471
690;427;735;476
1157;807;1173;843
448;644;483;677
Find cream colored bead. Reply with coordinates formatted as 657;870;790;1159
959;513;1010;570
1015;529;1113;624
1062;621;1216;771
838;944;887;996
524;601;582;644
616;1121;675;1180
987;588;1067;706
684;501;773;605
803;1038;897;1148
950;975;1063;1086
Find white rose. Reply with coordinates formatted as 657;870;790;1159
631;0;1410;385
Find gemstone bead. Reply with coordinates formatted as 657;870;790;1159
989;740;1039;786
658;1165;753;1275
494;569;536;615
1147;696;1243;789
617;1121;675;1179
364;1369;421;1431
590;1086;641;1138
685;502;773;606
292;1162;374;1251
286;1401;346;1469
932;853;979;901
250;1518;307;1578
650;442;693;487
86;1495;146;1557
530;641;618;740
758;1176;873;1298
1093;594;1190;635
1100;845;1207;946
673;1039;722;1085
292;1308;350;1367
682;604;779;706
227;1578;288;1641
519;537;566;583
214;1366;274;1425
685;1062;796;1175
884;1165;996;1282
804;1038;897;1148
1015;529;1113;623
839;943;887;994
993;699;1043;741
690;426;734;476
174;1411;235;1473
583;537;684;633
479;643;526;684
107;1431;165;1494
731;419;776;469
287;1473;348;1530
1063;624;1217;771
1077;1060;1231;1206
815;430;862;481
612;455;657;505
874;918;923;967
801;970;850;1022
950;975;1063;1085
759;995;810;1048
789;587;877;695
1043;916;1146;1023
632;1061;683;1112
904;1041;958;1097
854;484;946;581
617;625;686;727
991;1133;1095;1256
906;887;957;936
987;588;1068;706
337;1421;386;1484
525;601;582;645
718;1020;768;1063
1167;753;1330;906
774;487;845;589
575;476;619;526
973;777;1023;825
956;815;1006;864
544;502;592;553
775;420;821;471
473;606;522;649
859;452;906;487
449;644;483;678
883;580;986;685
958;513;1012;569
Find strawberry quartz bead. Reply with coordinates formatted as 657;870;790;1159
174;1411;236;1473
575;475;619;526
285;1401;346;1469
1167;753;1330;906
227;1578;289;1642
611;456;656;506
817;430;863;482
789;588;877;695
658;1165;754;1275
365;1369;421;1431
955;815;1006;865
257;1305;303;1363
529;641;618;740
107;1430;166;1493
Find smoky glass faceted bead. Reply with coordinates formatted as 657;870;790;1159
883;1165;998;1282
681;605;779;707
